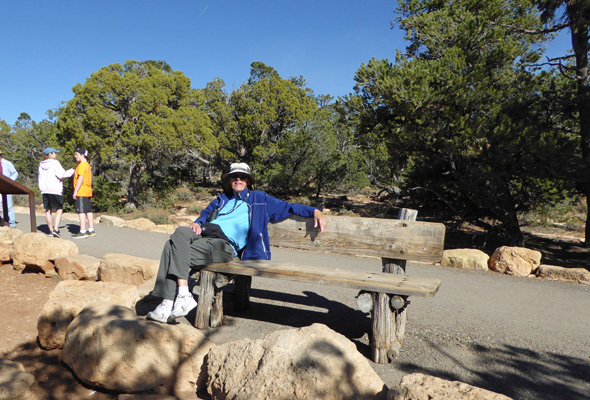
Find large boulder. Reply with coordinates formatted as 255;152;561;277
394;373;512;400
98;253;159;286
55;254;101;281
11;233;78;272
206;323;386;400
488;246;542;277
0;358;34;399
0;227;23;263
62;304;213;398
37;280;139;350
441;249;489;271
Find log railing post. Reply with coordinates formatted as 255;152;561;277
371;208;417;363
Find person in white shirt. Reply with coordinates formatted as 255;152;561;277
0;149;19;228
38;147;74;237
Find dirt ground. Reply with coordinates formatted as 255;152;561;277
0;265;118;400
0;219;588;399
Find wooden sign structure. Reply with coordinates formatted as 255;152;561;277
0;174;36;232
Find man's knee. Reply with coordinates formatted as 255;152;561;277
171;226;198;243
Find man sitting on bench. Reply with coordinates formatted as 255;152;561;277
147;162;326;323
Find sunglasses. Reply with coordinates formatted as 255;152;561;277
231;173;250;181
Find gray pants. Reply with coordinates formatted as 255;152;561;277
151;226;234;300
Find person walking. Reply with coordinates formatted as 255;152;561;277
38;147;75;237
147;162;325;323
0;149;19;228
71;148;95;239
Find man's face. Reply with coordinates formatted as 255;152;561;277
48;152;57;159
230;173;249;193
74;152;82;162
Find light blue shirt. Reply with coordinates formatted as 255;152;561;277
211;197;250;256
1;158;18;181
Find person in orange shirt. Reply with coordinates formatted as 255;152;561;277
71;148;95;239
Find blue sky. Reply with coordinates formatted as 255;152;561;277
0;1;571;125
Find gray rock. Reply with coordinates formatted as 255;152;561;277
55;254;101;281
488;246;542;277
98;253;159;286
206;323;386;400
537;264;590;284
394;373;512;400
100;215;125;227
0;358;34;399
37;280;139;350
11;232;78;273
441;249;489;271
62;304;213;397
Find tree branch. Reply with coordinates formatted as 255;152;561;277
494;22;571;35
187;150;211;165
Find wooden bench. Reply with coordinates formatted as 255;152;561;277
192;210;445;363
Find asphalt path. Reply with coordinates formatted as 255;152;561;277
15;213;590;400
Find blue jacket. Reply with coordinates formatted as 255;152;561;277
195;188;319;260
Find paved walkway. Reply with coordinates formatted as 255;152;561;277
13;212;590;400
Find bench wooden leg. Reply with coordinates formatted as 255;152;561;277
195;270;225;328
371;292;402;363
234;276;252;312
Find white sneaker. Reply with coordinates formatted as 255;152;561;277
170;294;198;319
146;301;172;323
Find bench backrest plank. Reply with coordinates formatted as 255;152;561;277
268;215;445;263
204;260;441;297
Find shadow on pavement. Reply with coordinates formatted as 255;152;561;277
397;338;590;400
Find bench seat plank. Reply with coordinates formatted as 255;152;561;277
203;260;441;297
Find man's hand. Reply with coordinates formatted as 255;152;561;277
313;209;326;232
189;222;202;235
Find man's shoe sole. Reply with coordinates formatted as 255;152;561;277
146;311;171;324
170;298;198;319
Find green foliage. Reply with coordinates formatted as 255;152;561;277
172;187;196;203
345;0;579;244
126;208;173;225
56;60;217;205
187;205;203;214
225;62;317;180
0;113;62;188
92;175;124;213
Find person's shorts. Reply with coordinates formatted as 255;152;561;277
42;194;64;211
74;197;93;213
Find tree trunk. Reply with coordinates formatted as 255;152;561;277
567;3;590;243
127;162;146;205
493;175;524;246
